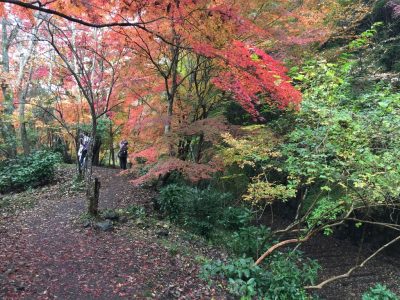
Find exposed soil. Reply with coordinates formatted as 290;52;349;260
265;209;400;299
0;166;228;300
300;232;400;299
0;166;399;300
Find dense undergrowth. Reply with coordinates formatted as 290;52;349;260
155;183;321;299
0;150;61;193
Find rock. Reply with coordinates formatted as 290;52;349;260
12;282;25;291
119;216;128;223
103;211;119;221
82;220;91;228
16;285;25;291
136;219;145;226
95;220;113;231
4;268;16;275
156;221;170;229
156;229;169;237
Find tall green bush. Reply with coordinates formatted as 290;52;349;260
226;225;272;259
0;150;62;193
156;184;252;237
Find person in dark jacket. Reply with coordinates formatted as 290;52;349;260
118;140;129;169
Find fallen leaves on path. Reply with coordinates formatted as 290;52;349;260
0;166;229;299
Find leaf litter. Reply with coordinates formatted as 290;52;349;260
0;166;229;299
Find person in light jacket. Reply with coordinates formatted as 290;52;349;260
78;132;90;167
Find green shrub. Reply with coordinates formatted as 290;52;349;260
156;184;250;237
0;150;62;193
226;226;273;259
185;187;233;236
201;252;320;299
138;164;152;177
362;284;399;300
219;206;253;230
156;184;193;222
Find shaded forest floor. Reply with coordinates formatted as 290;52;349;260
0;165;399;299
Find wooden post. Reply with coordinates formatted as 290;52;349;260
87;177;100;216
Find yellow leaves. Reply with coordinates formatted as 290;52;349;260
320;185;331;192
337;150;356;160
305;177;315;185
220;125;295;205
353;172;385;190
220;126;282;168
273;74;283;86
353;180;367;189
243;180;296;204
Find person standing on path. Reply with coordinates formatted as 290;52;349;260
78;132;91;168
118;140;129;170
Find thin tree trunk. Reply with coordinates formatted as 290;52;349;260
109;122;115;167
164;29;180;135
19;65;34;155
86;109;99;216
1;17;17;158
15;19;40;156
195;133;204;163
92;138;101;166
164;93;174;134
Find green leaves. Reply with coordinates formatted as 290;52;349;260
362;284;399;300
0;150;62;193
156;184;250;237
226;226;272;259
283;56;400;211
201;252;320;299
349;22;383;49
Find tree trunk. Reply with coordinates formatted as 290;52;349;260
109;122;115;167
92;138;101;166
195;133;204;163
18;66;34;156
1;18;17;158
164;93;174;134
85;110;100;216
164;29;180;135
16;20;39;156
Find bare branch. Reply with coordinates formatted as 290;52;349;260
305;235;400;290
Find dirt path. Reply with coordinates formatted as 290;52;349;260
0;167;226;299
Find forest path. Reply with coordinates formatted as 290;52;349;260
0;167;225;300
